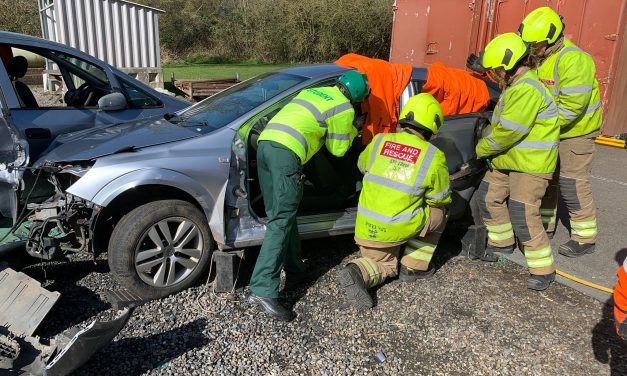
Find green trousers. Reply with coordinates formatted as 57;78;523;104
249;141;305;298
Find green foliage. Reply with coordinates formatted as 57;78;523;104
0;0;40;36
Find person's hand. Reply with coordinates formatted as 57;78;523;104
353;112;368;129
466;53;486;74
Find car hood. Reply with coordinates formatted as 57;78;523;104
33;117;202;166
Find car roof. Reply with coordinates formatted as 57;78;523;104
277;64;350;79
0;31;106;65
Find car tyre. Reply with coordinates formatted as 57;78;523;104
108;200;213;299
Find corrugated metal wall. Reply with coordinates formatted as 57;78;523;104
390;0;627;135
39;0;162;69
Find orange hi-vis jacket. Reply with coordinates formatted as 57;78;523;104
422;62;491;116
615;258;627;339
335;53;412;144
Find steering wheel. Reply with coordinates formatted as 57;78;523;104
64;83;96;107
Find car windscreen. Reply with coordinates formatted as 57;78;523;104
172;72;307;134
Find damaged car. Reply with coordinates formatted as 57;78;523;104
1;64;499;304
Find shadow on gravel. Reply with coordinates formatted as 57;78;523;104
24;260;112;337
591;248;627;375
76;318;209;376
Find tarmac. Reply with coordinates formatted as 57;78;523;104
506;144;627;302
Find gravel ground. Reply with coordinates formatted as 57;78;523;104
20;233;627;376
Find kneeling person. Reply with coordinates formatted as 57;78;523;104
339;93;451;309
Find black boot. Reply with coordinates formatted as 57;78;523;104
481;244;514;262
558;240;595;257
399;265;435;282
337;264;373;309
246;292;296;322
527;272;555;291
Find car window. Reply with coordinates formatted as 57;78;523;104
173;72;307;134
116;75;162;108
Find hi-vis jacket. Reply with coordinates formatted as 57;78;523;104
355;131;451;243
476;70;560;174
258;86;356;164
536;38;602;139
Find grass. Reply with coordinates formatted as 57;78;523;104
163;63;293;81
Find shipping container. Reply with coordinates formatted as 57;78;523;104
390;0;627;135
38;0;164;87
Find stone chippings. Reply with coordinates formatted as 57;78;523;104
21;236;626;375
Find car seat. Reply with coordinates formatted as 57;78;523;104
7;56;38;108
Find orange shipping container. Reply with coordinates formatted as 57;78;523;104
390;0;627;136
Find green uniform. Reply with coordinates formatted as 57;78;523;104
250;86;357;298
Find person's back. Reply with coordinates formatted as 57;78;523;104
356;131;449;243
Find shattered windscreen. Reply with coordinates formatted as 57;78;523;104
172;72;307;133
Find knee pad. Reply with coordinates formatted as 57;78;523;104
477;180;492;219
509;200;531;242
559;176;582;211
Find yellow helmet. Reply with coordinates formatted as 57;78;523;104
519;6;564;44
480;32;529;72
399;93;444;135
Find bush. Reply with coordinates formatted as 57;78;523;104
0;0;40;36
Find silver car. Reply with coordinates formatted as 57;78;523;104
0;64;498;299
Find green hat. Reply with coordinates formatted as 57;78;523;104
337;70;370;102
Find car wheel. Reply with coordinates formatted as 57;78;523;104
108;200;213;299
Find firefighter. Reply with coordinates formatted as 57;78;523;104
475;33;560;291
519;7;602;256
338;93;451;309
246;70;370;321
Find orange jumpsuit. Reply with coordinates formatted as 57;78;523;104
614;260;627;339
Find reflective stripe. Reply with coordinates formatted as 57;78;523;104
498;117;531;134
368;136;384;171
536;105;558;120
540;209;557;215
560;85;593;95
542;217;557;225
572;228;597;237
327;133;351;141
553;46;583;95
486;223;513;232
425;186;450;201
488;231;515;241
407;239;436;253
585;100;601;115
358;204;424;224
359;258;380;287
413;146;436;189
486;136;506;151
571;220;597;229
363;173;420;195
291;98;325;126
265;123;308;155
514;141;559;150
518;78;555;108
525;247;552;259
559;107;579;121
527;255;554;268
403;249;432;261
322;102;353;118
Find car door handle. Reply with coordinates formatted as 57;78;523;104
25;128;52;139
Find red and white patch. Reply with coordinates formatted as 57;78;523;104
380;141;421;164
540;78;555;86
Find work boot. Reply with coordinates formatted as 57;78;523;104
246;292;296;322
482;244;514;262
558;240;596;257
527;272;555;291
399;265;435;282
337;264;373;310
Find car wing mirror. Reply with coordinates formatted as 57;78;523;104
98;92;128;111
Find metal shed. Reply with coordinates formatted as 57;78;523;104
38;0;164;87
390;0;627;136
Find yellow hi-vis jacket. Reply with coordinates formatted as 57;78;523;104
355;131;451;243
258;86;357;164
536;38;602;139
476;70;560;174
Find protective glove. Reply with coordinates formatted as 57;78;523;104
466;53;486;74
352;112;368;129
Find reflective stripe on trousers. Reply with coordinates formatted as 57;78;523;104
570;219;598;238
486;222;515;242
525;246;554;269
403;238;436;262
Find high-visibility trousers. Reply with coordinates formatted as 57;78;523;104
477;169;555;275
540;134;598;243
351;207;448;288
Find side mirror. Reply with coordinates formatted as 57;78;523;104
98;92;128;111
